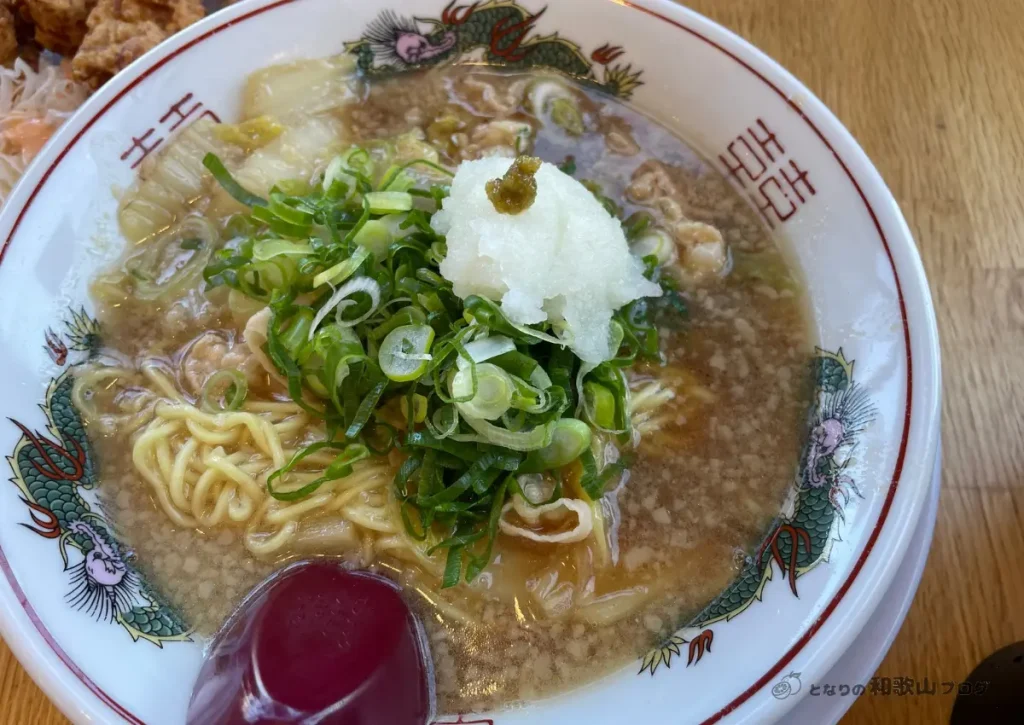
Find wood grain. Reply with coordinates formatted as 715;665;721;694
683;2;1024;723
1;0;1020;722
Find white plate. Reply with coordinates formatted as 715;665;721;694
0;1;941;723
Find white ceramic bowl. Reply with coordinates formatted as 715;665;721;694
0;1;941;723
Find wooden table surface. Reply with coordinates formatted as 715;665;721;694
2;0;1021;722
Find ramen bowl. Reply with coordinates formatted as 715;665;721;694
0;0;940;723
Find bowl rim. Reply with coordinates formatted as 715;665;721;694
0;1;942;723
622;3;941;722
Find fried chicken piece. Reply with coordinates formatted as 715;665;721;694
71;17;161;87
71;0;203;88
85;0;202;33
2;0;29;21
0;6;17;63
2;0;42;58
1;0;25;27
21;0;96;54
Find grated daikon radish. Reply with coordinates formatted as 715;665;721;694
432;158;661;363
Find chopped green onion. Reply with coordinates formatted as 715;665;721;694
345;382;387;439
547;345;576;408
465;476;509;582
583;382;616;429
578;362;630;435
452;363;514;420
426;404;459;438
251;205;312;237
378;158;455;190
253;239;313;261
507;374;548;413
658;283;690;319
268;191;314;226
578;448;630;501
324;147;373;199
379;324;435;382
442;545;464;588
203;153;267;208
280;308;314;356
313;246;371;288
381;166;416;192
491;349;541;381
461;415;553;451
582;179;621;217
419;451;518;506
404;430;478;461
443;345;477;403
196;139;650;589
623;211;654;241
266;297;325;418
398;394;428;425
267;442;369;501
458;336;517;367
369;307;427;341
366;191;414;214
630;228;675;265
200;370;248;413
394;454;422;498
520;418;591;473
353;219;393;259
463;296;565;346
310;276;381;337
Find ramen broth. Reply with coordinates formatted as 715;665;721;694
83;65;812;712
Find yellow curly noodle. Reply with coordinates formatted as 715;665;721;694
122;379;680;572
133;404;397;557
77;364;417;563
72;355;680;631
72;364;177;437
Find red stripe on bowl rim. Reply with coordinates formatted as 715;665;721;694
618;3;913;722
0;1;915;723
0;542;144;723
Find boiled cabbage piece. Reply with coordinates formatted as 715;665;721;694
118;118;239;243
